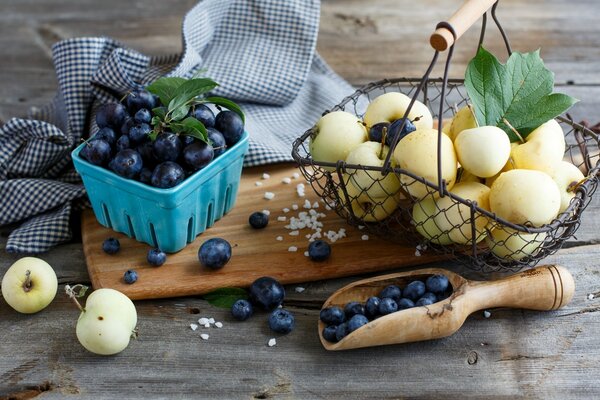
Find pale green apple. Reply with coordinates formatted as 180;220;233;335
309;111;367;167
363;92;433;131
1;257;57;314
454;126;511;178
550;161;585;213
412;197;453;245
345;141;400;198
76;288;137;355
511;119;566;173
486;228;547;261
447;105;478;141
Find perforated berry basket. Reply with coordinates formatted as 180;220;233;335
291;0;600;275
73;131;248;253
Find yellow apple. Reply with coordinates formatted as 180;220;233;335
1;257;57;314
363;92;433;131
511;119;566;173
412;197;453;245
345;141;400;198
448;105;477;141
486;228;547;261
454;126;511;178
309;111;367;166
550;161;585;213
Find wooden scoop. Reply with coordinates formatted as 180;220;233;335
319;265;574;351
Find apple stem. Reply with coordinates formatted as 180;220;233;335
467;104;479;128
502;118;525;143
567;177;590;193
379;126;387;159
22;270;32;292
65;284;86;313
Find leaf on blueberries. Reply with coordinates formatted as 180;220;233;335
152;107;167;121
465;47;578;141
203;287;248;309
168;78;219;119
171;117;208;142
204;96;245;123
146;77;186;107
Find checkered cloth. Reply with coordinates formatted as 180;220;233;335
0;0;353;253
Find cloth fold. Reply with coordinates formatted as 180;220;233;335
0;0;354;253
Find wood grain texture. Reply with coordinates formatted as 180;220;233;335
1;0;600;398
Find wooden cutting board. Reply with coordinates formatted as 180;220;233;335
82;163;448;300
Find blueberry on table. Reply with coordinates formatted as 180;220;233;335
95;127;117;146
183;141;214;171
215;111;244;146
116;135;130;152
308;240;331;262
322;325;339;343
249;277;285;311
125;89;156;113
231;299;253;321
386;118;416;146
123;269;138;284
249;211;269;229
109;149;143;179
335;322;349;341
102;238;120;254
147;248;167;266
378;297;398;315
198;238;232;270
269;309;295;334
347;314;369;333
344;301;365;319
426;274;450;294
379;285;402;301
82;139;111;166
365;296;381;319
192;104;216;128
207;128;227;157
151;161;185;188
368;122;390;143
397;298;415;310
138;167;153;184
403;281;426;301
153;132;183;162
134;108;152;124
319;306;345;325
96;103;128;129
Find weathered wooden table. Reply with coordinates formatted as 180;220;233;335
1;1;600;398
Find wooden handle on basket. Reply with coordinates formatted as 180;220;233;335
430;0;498;51
466;265;575;312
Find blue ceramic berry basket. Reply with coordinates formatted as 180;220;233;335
72;131;249;252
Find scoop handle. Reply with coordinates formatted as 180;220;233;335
466;265;575;312
430;0;498;51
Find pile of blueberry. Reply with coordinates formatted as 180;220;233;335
102;237;169;284
231;277;295;334
80;88;244;189
320;274;451;343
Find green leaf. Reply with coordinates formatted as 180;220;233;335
150;116;162;126
146;77;186;107
171;117;208;142
169;104;190;122
204;96;245;123
203;287;248;309
168;78;219;113
465;47;578;141
152;107;167;120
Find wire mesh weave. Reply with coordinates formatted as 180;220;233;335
291;4;600;275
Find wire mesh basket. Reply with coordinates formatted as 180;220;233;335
291;1;600;275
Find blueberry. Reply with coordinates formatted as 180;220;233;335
403;281;426;301
335;322;349;341
134;108;152;124
420;292;438;304
192;104;216;128
102;237;120;254
379;285;402;301
151;161;185;188
96;103;128;129
183;141;214;171
368;122;390;143
182;135;195;147
147;248;166;266
416;297;435;307
116;135;130;152
125;89;156;113
249;276;285;311
82;139;111;166
344;301;365;319
153;132;183;162
249;211;269;229
319;306;345;325
268;309;295;334
231;299;253;321
347;314;369;333
198;237;232;270
387;118;417;146
121;116;135;135
95;127;117;146
123;269;138;284
207;128;227;157
129;123;152;145
365;296;381;319
136;141;157;167
215;111;244;146
109;149;143;179
397;298;415;310
138;167;153;184
426;274;450;294
378;297;398;315
308;240;331;262
322;325;338;342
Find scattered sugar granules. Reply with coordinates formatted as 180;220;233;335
361;234;369;241
268;338;277;347
303;251;309;257
283;207;290;213
296;183;306;197
255;181;263;187
198;317;209;325
215;322;223;328
295;286;306;293
292;204;299;210
483;311;491;318
288;246;298;252
262;173;270;180
292;172;300;179
264;192;275;200
303;199;312;209
277;216;287;222
588;293;595;300
289;230;299;236
262;209;270;216
200;333;210;340
282;177;292;184
190;323;198;331
276;236;284;241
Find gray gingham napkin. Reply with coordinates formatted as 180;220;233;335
0;0;354;253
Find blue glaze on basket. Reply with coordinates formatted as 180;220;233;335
72;132;249;253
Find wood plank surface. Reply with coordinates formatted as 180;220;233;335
1;0;600;399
